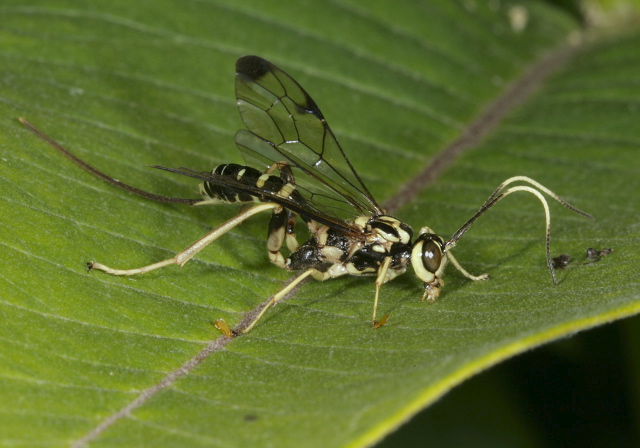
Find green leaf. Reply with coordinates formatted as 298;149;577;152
1;1;639;447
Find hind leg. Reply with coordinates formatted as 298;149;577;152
90;203;281;275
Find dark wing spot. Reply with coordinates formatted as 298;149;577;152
239;55;323;118
236;55;271;80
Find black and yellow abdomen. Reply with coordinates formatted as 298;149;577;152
200;163;289;204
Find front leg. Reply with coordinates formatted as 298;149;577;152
372;257;392;326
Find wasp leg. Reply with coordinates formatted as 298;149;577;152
242;268;318;333
264;161;301;265
447;251;490;281
266;208;301;269
89;202;281;276
372;257;392;326
285;211;299;252
267;207;288;268
266;162;301;253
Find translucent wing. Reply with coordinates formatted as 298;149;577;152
151;165;361;236
234;55;383;219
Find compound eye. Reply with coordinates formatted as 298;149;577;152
411;233;446;284
422;239;442;273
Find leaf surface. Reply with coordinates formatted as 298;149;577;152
0;1;638;447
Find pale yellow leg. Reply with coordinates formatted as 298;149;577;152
242;268;317;333
90;203;280;276
372;257;392;325
447;252;489;281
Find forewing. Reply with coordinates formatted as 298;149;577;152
150;166;360;236
234;55;383;218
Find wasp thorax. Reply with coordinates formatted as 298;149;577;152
362;215;413;245
410;227;447;285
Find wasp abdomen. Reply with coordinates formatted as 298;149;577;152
201;163;293;204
